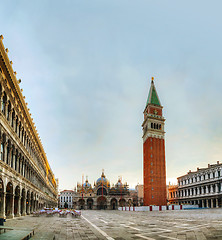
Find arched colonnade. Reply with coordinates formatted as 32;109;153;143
0;177;51;219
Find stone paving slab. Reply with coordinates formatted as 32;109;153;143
1;209;222;239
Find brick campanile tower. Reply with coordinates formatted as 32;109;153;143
142;77;167;206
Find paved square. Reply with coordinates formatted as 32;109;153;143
3;209;222;239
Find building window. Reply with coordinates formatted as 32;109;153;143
218;171;220;177
151;179;153;182
151;154;152;158
151;162;153;166
213;172;215;178
0;143;3;161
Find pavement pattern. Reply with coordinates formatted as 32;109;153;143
2;209;222;240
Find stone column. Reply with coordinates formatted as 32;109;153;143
11;114;15;129
22;197;26;216
0;95;3;113
17;196;21;217
1;193;6;218
215;184;218;193
206;199;209;208
8;108;11;125
10;194;14;219
5;102;8;119
216;198;219;208
3;142;8;163
206;186;209;194
18;157;21;174
9;147;13;167
201;187;204;195
27;199;30;215
202;199;205;208
211;199;214;208
211;185;214;193
12;151;15;169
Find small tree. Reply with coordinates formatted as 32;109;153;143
64;202;68;209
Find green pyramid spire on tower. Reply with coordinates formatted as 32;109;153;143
146;77;161;106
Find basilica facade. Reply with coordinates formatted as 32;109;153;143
0;35;58;218
70;171;132;210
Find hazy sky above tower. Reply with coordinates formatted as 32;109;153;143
1;0;222;190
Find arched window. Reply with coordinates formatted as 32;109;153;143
7;101;11;121
6;146;10;165
151;123;153;128
21;129;24;143
15;152;17;171
0;143;4;161
15;118;18;133
11;110;15;128
2;92;7;114
11;150;13;168
97;187;107;196
18;123;21;138
18;157;21;174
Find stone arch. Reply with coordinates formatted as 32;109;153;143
127;199;132;206
119;198;126;207
11;109;15;128
78;199;85;210
97;187;107;196
0;178;4;217
110;198;117;210
6;139;11;165
30;192;34;213
7;100;11;121
5;182;13;218
97;196;107;210
26;190;30;214
21;188;26;215
14;185;20;216
2;91;7;115
10;144;15;168
87;198;93;210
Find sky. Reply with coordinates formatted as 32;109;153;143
1;0;222;190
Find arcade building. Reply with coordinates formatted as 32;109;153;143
0;35;58;218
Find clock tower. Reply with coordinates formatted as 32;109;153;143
142;77;167;206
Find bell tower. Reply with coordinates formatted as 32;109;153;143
142;77;166;206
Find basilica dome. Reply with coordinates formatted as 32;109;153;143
83;179;91;188
96;171;110;187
